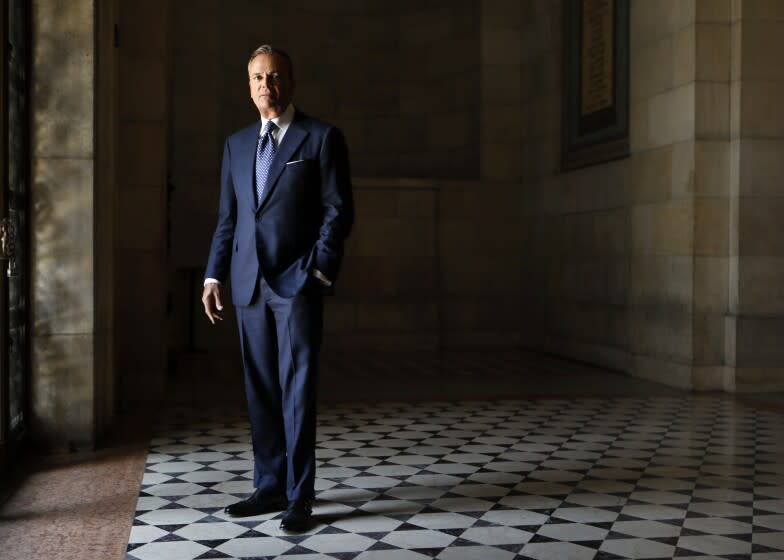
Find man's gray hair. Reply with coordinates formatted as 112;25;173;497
248;44;295;80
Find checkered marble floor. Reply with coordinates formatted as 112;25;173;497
126;397;784;560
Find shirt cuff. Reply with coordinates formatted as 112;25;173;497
204;278;221;286
311;269;332;287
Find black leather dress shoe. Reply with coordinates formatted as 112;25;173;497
279;498;313;532
224;490;287;518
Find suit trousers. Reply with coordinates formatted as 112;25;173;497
235;275;323;501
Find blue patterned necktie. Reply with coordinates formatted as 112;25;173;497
255;120;278;205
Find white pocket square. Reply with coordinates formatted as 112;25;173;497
286;159;306;165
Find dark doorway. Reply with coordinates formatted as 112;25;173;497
0;0;30;473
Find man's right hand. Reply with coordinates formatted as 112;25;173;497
202;283;224;324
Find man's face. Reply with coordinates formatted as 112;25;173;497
248;53;294;119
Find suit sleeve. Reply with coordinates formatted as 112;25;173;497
314;126;354;282
204;139;236;282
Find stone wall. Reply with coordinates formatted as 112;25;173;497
116;0;169;402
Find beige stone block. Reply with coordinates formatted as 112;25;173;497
443;255;520;295
731;0;741;22
32;158;94;336
631;354;693;389
363;116;412;153
629;256;693;306
540;175;577;216
696;0;731;22
695;82;730;139
119;187;164;250
595;159;633;210
725;314;737;365
630;99;650;153
733;367;784;391
631;200;694;255
338;81;398;120
400;8;452;46
397;189;436;218
556;302;627;347
529;94;559;138
33;0;94;160
739;22;784;81
592;209;629;256
740;80;784;137
120;56;167;120
695;23;730;81
631;0;694;50
323;302;355;334
729;139;740;199
337;256;398;298
473;182;521;219
481;65;522;105
560;257;627;304
738;139;784;196
427;40;478;80
443;296;520;331
648;84;696;149
735;315;784;365
116;249;165;317
172;0;220;54
426;112;472;150
739;0;784;21
693;312;726;363
691;366;727;390
695;198;729;256
397;257;438;296
399;80;432;116
170;133;220;178
631;145;674;204
481;28;521;66
442;331;521;349
729;80;741;138
695;140;730;196
736;256;784;314
355;302;437;332
631;34;676;102
738;197;784;255
731;21;741;79
674;25;697;86
630;304;694;361
529;135;560;178
481;143;522;182
481;0;523;28
530;50;561;94
670;140;696;199
694;256;729;312
482;102;523;145
120;122;167;187
353;217;435;258
31;334;94;448
172;93;219;136
121;0;167;56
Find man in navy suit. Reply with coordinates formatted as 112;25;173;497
201;44;353;532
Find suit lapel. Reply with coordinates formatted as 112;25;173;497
257;118;308;211
237;124;259;211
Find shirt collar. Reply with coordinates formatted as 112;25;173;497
260;103;295;136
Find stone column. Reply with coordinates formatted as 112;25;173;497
726;1;784;391
31;0;98;448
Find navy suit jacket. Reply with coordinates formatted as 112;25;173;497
205;110;354;304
